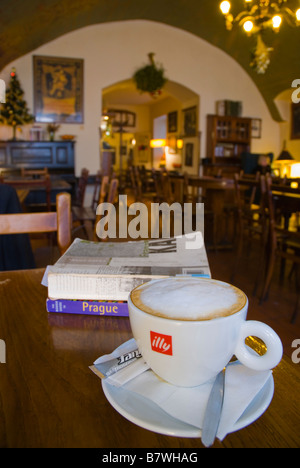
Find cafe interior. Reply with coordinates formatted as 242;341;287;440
0;1;299;448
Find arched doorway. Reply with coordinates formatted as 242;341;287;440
101;78;200;176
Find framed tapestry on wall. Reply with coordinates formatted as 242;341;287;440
182;106;197;137
182;135;200;175
33;55;84;123
168;111;178;133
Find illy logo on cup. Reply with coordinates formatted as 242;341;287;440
150;331;173;356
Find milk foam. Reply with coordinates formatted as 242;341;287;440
132;278;246;320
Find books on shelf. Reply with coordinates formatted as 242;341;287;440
42;233;211;306
216;100;242;117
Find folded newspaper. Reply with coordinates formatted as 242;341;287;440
43;232;211;301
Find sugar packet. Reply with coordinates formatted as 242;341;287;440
90;338;150;387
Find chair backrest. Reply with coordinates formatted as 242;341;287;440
0;192;72;254
128;166;141;201
259;175;273;230
262;174;297;236
21;167;49;178
75;168;89;207
151;169;164;201
183;172;199;204
205;166;223;178
234;172;260;212
90;171;102;211
159;171;173;203
133;166;143;201
107;178;119;204
98;175;110;205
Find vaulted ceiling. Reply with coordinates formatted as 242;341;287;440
0;0;299;121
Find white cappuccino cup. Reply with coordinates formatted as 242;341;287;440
128;277;283;387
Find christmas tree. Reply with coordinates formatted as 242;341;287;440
0;68;34;140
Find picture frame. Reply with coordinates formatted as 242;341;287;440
168;111;177;133
33;55;84;123
251;118;262;138
183;106;197;137
291;103;300;139
182;135;200;174
184;142;194;167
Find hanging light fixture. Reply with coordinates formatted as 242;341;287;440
219;0;300;73
100;113;113;137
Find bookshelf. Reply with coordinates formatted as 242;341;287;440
204;114;251;175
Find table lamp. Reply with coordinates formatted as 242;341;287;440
274;141;294;177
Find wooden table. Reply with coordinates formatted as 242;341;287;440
2;177;72;211
0;268;299;448
1;176;71;191
272;186;300;230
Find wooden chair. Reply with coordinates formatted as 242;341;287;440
90;171;103;211
136;166;157;202
0;174;52;212
231;172;266;290
107;177;119;204
159;170;175;204
138;165;156;193
21;167;49;178
204;166;223;178
129;166;142;202
129;166;157;203
0;192;72;255
260;175;300;322
151;169;164;202
93;178;119;241
73;168;89;207
183;175;221;249
72;173;109;239
183;172;201;204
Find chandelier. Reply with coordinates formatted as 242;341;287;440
219;0;300;73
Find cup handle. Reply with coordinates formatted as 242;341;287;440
234;321;283;371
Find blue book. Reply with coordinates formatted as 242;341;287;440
46;298;128;316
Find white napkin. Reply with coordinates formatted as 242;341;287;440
123;364;272;440
93;339;273;440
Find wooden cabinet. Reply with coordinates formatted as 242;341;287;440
0;140;75;179
204;114;251;175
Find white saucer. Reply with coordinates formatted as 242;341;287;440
102;374;274;438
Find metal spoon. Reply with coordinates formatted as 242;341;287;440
201;360;240;447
